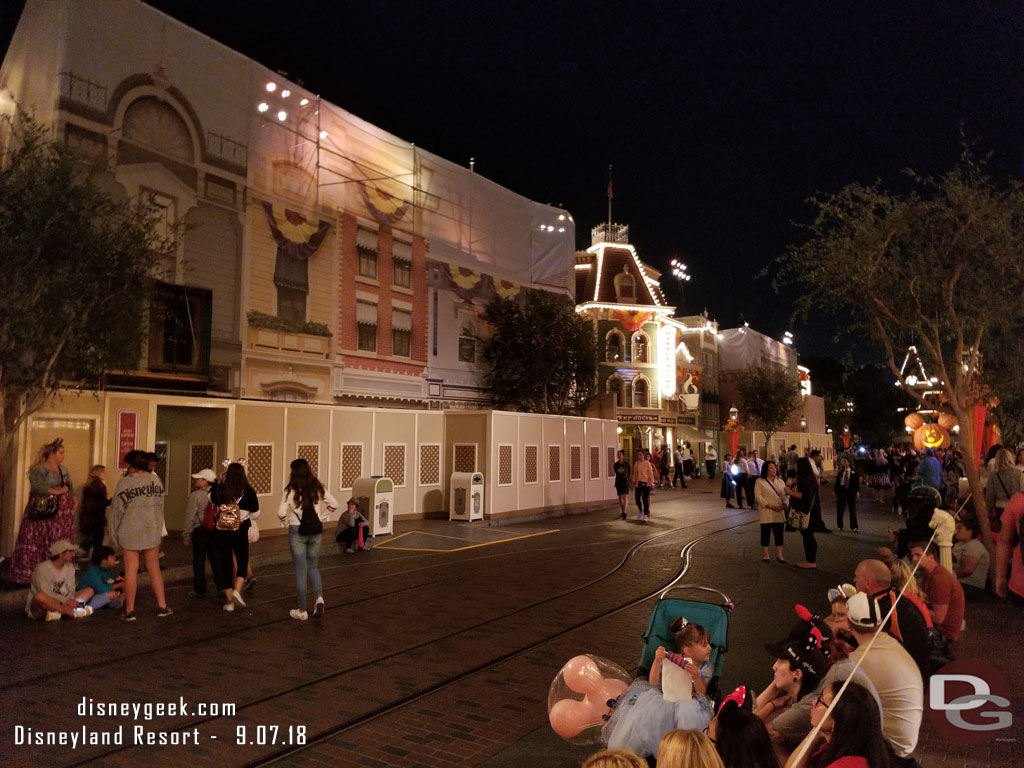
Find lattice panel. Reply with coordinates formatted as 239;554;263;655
154;442;169;494
608;447;616;478
549;445;561;482
570;445;582;481
246;444;273;495
590;446;601;480
384;444;406;486
190;444;214;477
419;444;440;485
498;444;513;485
340;444;362;488
296;443;319;477
454;444;476;473
524;445;538;484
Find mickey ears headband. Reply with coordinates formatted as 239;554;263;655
718;685;747;714
222;458;247;468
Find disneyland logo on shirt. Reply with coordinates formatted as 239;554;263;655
116;482;162;506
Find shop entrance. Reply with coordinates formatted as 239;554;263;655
155;405;228;532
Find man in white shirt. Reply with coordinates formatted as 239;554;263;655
844;591;923;760
746;449;763;510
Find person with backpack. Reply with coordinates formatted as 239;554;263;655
182;469;222;598
210;462;260;613
278;458;338;620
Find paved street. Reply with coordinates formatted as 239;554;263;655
1;478;1020;768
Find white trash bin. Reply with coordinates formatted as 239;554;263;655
449;472;484;521
351;476;394;536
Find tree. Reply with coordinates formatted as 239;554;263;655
984;324;1024;448
776;151;1024;557
0;115;169;485
736;364;801;456
480;290;597;415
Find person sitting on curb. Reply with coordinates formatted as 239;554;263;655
25;540;94;621
336;498;371;553
76;545;124;611
909;541;965;643
852;559;929;675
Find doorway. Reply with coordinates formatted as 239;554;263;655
155;405;228;531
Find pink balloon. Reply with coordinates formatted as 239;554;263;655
562;655;604;696
549;698;600;739
600;678;629;701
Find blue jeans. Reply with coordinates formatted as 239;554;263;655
288;526;322;611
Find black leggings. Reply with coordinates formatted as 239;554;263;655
801;528;817;563
760;523;784;547
635;483;651;516
213;520;250;591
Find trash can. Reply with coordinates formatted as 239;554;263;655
450;472;484;521
351;476;394;536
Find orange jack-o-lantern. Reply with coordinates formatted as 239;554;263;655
913;422;951;452
936;412;958;431
904;413;925;430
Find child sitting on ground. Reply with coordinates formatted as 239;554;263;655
650;618;714;697
76;546;124;610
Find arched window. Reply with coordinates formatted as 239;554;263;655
607;375;624;408
606;330;624;362
633;377;650;408
613;265;636;301
632;332;649;363
121;97;195;163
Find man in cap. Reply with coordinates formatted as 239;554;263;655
183;469;222;597
25;540;94;620
844;591;924;762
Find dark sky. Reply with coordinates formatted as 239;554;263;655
4;1;1023;356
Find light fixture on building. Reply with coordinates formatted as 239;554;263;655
300;98;310;106
319;130;328;139
266;82;277;92
800;415;807;431
257;102;269;112
277;110;287;121
616;426;623;434
905;374;918;386
783;330;794;346
729;406;739;421
280;89;291;98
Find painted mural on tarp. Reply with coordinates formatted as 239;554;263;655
430;260;523;305
261;202;331;294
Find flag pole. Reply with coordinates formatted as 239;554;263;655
607;164;613;229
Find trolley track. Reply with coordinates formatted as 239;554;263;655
54;510;755;767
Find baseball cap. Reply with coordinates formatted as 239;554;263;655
764;637;828;679
191;469;217;482
846;591;882;629
49;539;77;557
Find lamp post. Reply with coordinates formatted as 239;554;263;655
800;415;807;432
670;258;691;314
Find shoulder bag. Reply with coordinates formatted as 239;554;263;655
26;467;65;521
787;486;814;531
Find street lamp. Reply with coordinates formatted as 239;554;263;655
729;405;739;422
670;258;691;314
800;415;807;432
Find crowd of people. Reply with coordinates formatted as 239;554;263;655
613;442;717;524
5;437;375;623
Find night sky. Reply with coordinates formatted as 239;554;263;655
4;1;1023;357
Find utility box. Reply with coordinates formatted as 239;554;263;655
351;476;394;536
450;472;484;521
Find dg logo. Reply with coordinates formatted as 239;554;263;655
927;660;1014;744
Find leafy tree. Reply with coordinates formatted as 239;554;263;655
776;151;1024;556
481;291;597;415
0;115;169;484
736;364;801;456
984;324;1024;448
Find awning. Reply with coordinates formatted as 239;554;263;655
675;425;710;443
356;301;378;326
392;309;412;331
392;239;412;263
356;227;378;252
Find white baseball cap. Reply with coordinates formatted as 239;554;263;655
191;469;216;482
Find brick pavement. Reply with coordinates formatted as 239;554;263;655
1;479;1020;767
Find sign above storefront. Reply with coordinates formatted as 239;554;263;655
618;414;660;424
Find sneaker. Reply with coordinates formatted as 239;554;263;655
232;589;246;607
242;576;257;593
312;597;324;618
72;605;93;619
222;602;235;612
45;611;61;622
358;544;371;551
187;590;206;598
619;512;627;520
852;527;859;532
120;611;137;622
344;546;355;554
156;606;174;618
289;609;308;621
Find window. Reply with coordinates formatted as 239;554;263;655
277;286;306;324
458;326;476;363
392;309;412;357
393;258;411;288
356;300;377;352
607;376;624;408
356;227;378;280
633;377;649;408
606;330;624;362
632;332;649;363
140;188;177;281
613;265;636;301
147;282;211;373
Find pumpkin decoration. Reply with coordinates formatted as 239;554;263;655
936;412;958;431
914;422;950;451
904;413;925;430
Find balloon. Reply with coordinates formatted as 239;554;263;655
549;698;600;739
599;678;629;702
562;655;604;696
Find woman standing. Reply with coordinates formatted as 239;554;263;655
613;450;631;520
631;449;656;522
790;458;820;569
79;465;110;559
211;462;260;613
278;458;337;620
754;461;788;564
984;448;1021;534
784;681;891;768
7;438;78;586
108;450;171;620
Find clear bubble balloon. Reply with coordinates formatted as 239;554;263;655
547;654;632;744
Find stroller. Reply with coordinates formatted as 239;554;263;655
636;585;733;704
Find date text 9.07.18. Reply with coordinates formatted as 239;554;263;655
236;725;307;745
